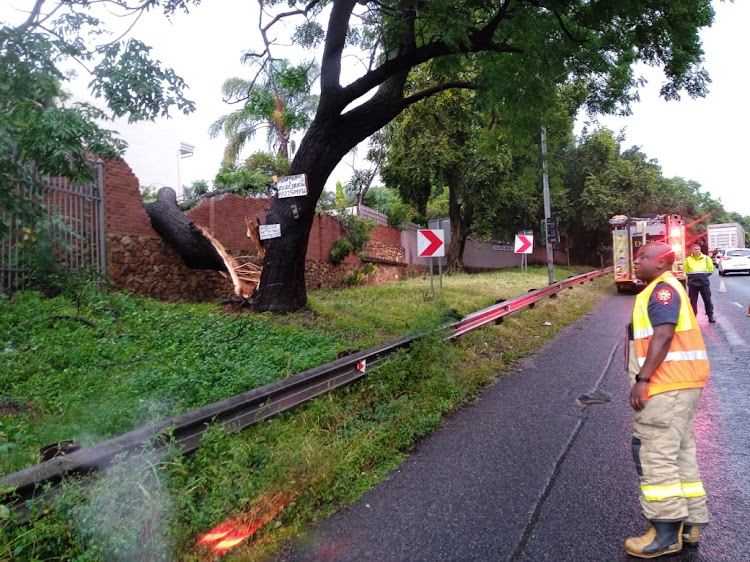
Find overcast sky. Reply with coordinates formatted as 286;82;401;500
3;0;749;216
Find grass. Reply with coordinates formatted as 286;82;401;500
0;265;614;560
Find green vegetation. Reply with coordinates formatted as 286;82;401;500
1;268;611;559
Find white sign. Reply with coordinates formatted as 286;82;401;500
259;224;281;240
276;174;308;198
514;234;533;254
417;229;445;257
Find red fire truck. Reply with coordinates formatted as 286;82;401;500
609;214;687;293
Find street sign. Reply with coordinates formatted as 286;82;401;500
418;229;445;257
514;234;533;254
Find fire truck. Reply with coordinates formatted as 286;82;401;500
609;214;687;293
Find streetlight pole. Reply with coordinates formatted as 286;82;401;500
541;126;554;285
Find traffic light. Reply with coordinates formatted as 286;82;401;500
546;217;560;244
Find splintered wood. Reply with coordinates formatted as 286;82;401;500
245;216;265;257
198;226;261;299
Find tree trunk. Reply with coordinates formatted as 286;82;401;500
251;121;353;312
445;168;467;273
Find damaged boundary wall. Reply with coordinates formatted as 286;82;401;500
103;159;424;302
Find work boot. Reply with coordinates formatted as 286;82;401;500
624;520;683;558
682;524;701;548
708;316;715;323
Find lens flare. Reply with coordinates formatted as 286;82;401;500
198;493;291;556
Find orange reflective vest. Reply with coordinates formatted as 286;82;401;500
632;271;710;397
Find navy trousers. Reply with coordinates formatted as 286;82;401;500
688;284;714;319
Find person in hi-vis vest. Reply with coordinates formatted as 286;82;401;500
684;243;714;323
624;242;710;558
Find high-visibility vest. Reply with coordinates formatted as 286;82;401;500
685;253;713;273
632;272;710;397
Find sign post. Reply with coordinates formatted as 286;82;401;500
418;229;445;290
514;232;534;273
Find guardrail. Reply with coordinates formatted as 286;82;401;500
1;267;613;516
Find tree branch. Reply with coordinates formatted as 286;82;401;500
401;81;476;108
318;0;358;112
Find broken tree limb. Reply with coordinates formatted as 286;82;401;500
245;216;265;258
144;187;262;299
144;187;227;271
199;227;260;299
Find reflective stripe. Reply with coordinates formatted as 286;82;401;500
637;350;709;367
682;481;706;498
641;482;683;501
633;327;654;339
641;481;706;501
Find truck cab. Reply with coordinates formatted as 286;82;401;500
610;214;687;293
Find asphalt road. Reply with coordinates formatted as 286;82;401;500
275;276;750;562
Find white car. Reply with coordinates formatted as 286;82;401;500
717;248;750;275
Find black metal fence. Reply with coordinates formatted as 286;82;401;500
0;161;106;292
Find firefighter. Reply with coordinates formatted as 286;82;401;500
624;242;710;558
684;243;715;323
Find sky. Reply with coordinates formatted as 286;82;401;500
2;0;749;216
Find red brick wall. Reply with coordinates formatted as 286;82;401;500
186;195;270;254
101;159;413;301
371;224;401;246
102;158;155;237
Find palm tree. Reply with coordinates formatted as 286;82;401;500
209;59;319;165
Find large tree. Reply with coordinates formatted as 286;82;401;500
250;0;713;311
5;0;715;311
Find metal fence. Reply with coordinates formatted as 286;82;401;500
356;204;389;226
0;161;106;292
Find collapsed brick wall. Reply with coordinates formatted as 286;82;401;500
102;159;415;301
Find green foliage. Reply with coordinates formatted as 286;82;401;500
330;238;354;266
214;151;290;196
0;270;612;558
343;263;379;287
334;181;349;208
210;59;319;163
0;289;339;474
364;186;419;228
182;179;208;200
140;185;159;203
330;212;376;264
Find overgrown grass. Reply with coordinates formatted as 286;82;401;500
0;266;614;560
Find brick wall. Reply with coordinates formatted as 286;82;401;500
101;159;415;301
102;159;154;237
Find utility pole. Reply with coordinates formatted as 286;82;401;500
541;126;554;284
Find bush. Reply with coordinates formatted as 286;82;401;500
330;239;354;265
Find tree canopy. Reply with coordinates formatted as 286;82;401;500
2;0;717;311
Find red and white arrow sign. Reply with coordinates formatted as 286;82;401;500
357;359;366;373
418;229;445;257
514;234;533;254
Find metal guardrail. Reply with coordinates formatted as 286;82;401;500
1;267;612;514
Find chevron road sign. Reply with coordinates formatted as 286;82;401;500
418;229;445;257
514;234;533;254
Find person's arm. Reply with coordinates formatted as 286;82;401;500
630;323;676;411
705;255;714;274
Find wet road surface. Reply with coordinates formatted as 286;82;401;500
276;280;750;561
